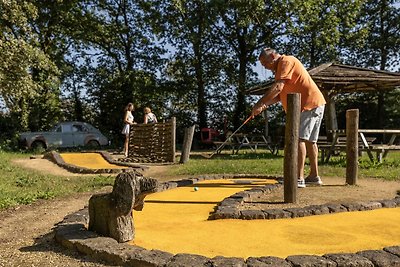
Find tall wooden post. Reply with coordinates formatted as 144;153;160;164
322;90;338;141
263;109;269;139
284;93;300;203
169;117;176;163
346;109;359;185
180;125;195;164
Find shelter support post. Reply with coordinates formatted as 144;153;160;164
322;90;338;141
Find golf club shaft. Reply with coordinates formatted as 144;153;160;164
209;115;252;157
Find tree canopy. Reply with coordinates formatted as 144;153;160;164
0;0;399;148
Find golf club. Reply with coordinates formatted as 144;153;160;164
202;115;253;159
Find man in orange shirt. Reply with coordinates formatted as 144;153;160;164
251;48;326;188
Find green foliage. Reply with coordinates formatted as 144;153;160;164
0;0;61;132
1;0;400;149
0;151;114;210
284;0;365;66
344;0;400;70
333;89;400;130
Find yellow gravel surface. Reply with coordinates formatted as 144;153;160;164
133;179;400;259
60;153;128;169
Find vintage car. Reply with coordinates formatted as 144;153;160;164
19;121;109;150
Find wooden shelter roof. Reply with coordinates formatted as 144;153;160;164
247;62;400;95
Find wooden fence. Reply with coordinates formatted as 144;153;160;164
127;117;176;163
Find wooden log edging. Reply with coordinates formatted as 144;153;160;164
44;151;147;174
54;190;400;266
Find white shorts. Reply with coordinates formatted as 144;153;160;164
299;105;325;143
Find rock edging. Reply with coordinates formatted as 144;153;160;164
54;174;400;266
208;185;400;221
54;207;400;267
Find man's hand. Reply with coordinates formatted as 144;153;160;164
251;102;266;118
251;80;284;118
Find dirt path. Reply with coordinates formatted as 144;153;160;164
0;190;115;267
1;157;400;266
0;158;183;267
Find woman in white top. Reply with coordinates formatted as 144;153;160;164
121;103;135;157
143;107;158;124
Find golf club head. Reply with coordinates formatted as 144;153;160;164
201;152;214;159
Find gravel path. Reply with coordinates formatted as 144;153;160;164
0;190;115;267
0;159;179;267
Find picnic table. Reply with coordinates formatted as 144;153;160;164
213;133;278;155
231;133;278;155
318;129;400;163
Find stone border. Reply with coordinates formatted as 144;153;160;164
44;150;148;174
209;184;400;220
54;174;400;266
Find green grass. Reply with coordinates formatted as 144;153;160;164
172;149;400;181
1;149;399;211
0;151;114;210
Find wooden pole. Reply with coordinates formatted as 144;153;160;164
263;109;269;140
322;90;338;141
170;117;176;163
180;125;195;164
284;93;300;203
346;109;359;185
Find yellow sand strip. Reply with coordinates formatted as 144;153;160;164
133;179;400;259
60;153;128;169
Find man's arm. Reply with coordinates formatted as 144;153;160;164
251;80;285;118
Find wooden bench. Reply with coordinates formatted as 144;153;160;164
318;129;400;163
212;134;279;155
317;134;376;163
212;141;238;154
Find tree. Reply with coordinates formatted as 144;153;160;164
142;0;228;129
339;0;400;129
211;0;285;128
284;0;365;67
69;0;167;138
0;0;60;131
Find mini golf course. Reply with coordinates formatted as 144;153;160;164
52;152;400;260
60;152;129;170
132;178;400;259
45;151;146;173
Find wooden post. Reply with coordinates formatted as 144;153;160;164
180;125;195;164
346;109;359;185
263;109;269;140
170;117;176;163
322;90;338;141
284;93;300;203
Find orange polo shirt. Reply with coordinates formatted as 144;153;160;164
275;55;326;112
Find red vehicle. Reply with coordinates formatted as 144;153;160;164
200;127;220;146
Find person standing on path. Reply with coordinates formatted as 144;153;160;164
121;103;135;157
251;48;326;188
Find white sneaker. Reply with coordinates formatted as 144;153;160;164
305;176;323;185
297;179;306;188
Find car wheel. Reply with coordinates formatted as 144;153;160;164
31;141;46;151
86;140;100;149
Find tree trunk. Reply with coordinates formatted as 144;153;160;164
233;31;248;129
